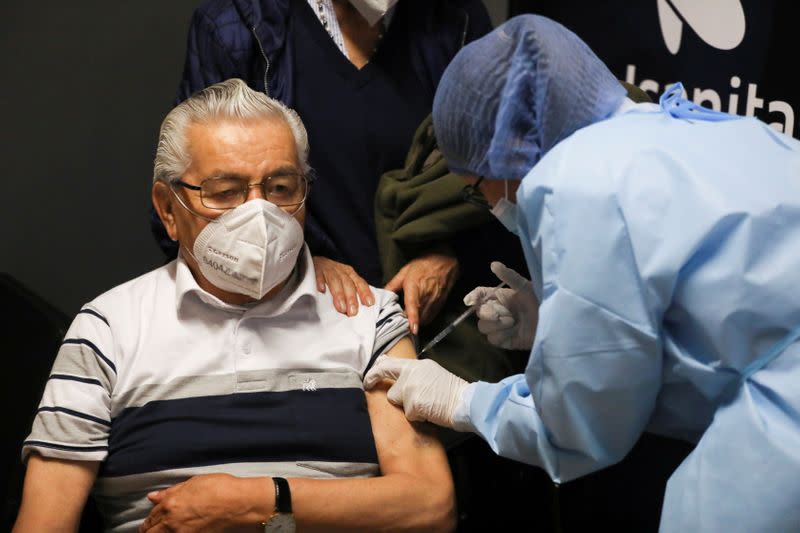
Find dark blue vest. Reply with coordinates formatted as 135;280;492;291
291;0;431;284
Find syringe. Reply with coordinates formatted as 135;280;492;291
418;281;507;356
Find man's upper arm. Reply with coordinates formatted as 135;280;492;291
13;454;99;533
383;336;416;359
366;337;452;486
15;306;115;532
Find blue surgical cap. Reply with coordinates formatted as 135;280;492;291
432;14;627;180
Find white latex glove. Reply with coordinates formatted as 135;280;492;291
363;358;468;429
463;261;539;351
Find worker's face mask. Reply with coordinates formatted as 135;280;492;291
182;198;304;300
349;0;398;26
491;180;519;235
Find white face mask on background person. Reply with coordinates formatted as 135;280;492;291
491;180;519;235
183;199;304;300
349;0;398;26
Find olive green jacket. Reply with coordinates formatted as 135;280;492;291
374;115;529;383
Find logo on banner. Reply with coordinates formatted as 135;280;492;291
657;0;745;54
624;0;795;137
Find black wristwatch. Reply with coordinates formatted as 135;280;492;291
262;477;295;532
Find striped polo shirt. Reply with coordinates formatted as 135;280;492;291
23;246;408;532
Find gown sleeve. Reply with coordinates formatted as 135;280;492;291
467;139;666;483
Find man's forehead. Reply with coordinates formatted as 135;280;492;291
187;116;293;140
185;117;299;173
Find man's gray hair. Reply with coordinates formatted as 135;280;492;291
153;78;310;183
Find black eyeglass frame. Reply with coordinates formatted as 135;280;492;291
460;176;489;209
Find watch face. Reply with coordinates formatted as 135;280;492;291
264;513;296;533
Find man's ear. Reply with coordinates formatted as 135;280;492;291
152;181;179;242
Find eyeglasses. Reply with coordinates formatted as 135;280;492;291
172;173;308;211
460;176;489;209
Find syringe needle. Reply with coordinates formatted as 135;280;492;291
417;281;507;355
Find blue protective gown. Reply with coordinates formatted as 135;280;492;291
464;91;800;531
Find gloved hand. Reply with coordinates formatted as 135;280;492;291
463;261;539;351
363;357;469;430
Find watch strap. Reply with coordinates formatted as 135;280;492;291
273;477;292;514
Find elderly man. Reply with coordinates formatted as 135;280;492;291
13;79;455;533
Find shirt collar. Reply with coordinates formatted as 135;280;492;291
175;245;318;317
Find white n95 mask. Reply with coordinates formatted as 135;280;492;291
349;0;398;26
191;199;304;300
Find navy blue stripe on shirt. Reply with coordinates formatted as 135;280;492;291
375;313;394;329
100;388;377;477
77;308;109;326
24;440;108;453
364;351;384;377
62;338;116;374
49;374;104;387
38;406;112;427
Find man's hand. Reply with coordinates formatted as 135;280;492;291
139;474;270;533
384;253;459;334
312;256;375;316
463;261;539;350
364;357;469;430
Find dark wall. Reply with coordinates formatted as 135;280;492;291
1;1;202;317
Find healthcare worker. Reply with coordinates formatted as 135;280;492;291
364;14;800;532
